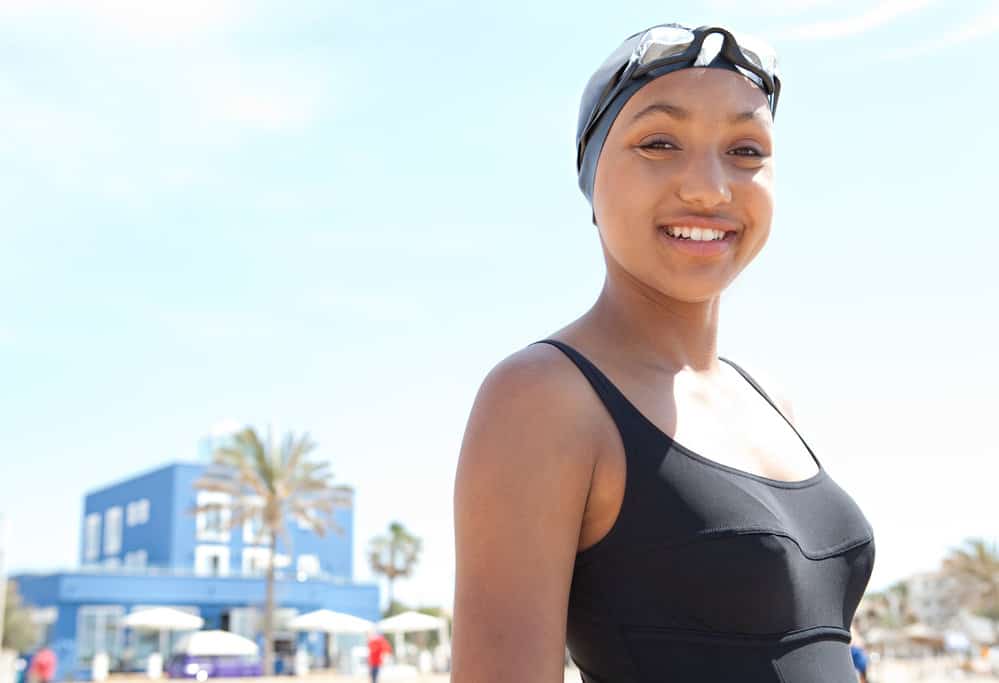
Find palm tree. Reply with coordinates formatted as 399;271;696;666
368;522;422;614
862;581;918;631
3;581;40;652
193;426;352;675
941;536;999;624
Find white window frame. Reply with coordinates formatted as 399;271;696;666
296;554;320;578
195;491;231;542
124;550;148;569
243;516;270;545
228;607;258;640
194;545;230;577
77;605;125;663
85;513;101;562
241;547;271;576
104;506;123;556
241;496;270;545
126;499;150;527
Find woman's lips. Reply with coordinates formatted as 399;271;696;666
657;225;737;256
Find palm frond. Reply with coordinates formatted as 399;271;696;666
941;536;999;616
368;521;422;584
237;427;274;493
287;432;316;473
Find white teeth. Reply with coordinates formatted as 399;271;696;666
665;225;726;241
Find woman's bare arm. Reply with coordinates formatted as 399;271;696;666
452;346;599;682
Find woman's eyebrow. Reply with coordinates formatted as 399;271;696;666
630;102;689;123
629;101;768;125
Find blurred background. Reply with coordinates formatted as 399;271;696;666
1;0;997;681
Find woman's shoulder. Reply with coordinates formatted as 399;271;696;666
459;340;608;466
480;340;586;393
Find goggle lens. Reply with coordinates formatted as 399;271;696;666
636;26;695;64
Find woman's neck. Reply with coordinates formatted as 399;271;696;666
584;273;723;374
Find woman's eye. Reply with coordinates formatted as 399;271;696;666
639;140;677;151
730;146;764;157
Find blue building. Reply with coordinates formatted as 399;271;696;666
15;462;380;680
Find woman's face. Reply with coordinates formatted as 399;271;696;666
592;67;775;303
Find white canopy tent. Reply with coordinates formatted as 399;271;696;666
124;607;205;676
287;609;374;634
377;611;443;633
376;611;450;661
124;607;204;631
173;630;259;657
288;610;375;673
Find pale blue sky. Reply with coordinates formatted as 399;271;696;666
2;0;998;611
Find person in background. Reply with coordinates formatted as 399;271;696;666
15;656;29;683
850;626;870;683
366;630;392;683
28;645;56;683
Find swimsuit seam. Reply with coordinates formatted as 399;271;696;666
651;526;874;560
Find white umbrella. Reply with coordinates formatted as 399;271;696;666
173;630;259;657
287;609;374;634
124;607;204;631
124;607;205;669
376;611;443;633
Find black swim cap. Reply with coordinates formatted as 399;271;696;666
576;24;780;219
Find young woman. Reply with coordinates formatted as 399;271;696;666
452;23;876;683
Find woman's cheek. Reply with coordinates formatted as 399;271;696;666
748;165;775;217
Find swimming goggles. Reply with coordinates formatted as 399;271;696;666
576;24;782;172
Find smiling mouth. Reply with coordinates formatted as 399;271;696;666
660;225;735;241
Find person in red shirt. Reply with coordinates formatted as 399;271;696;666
366;631;392;683
29;646;56;683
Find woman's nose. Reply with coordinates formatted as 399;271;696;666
676;153;732;208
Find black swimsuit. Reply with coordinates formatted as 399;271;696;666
533;339;876;683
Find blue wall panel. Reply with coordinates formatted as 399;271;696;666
81;464;177;567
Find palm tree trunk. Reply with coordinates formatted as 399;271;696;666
388;542;396;613
263;534;276;675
